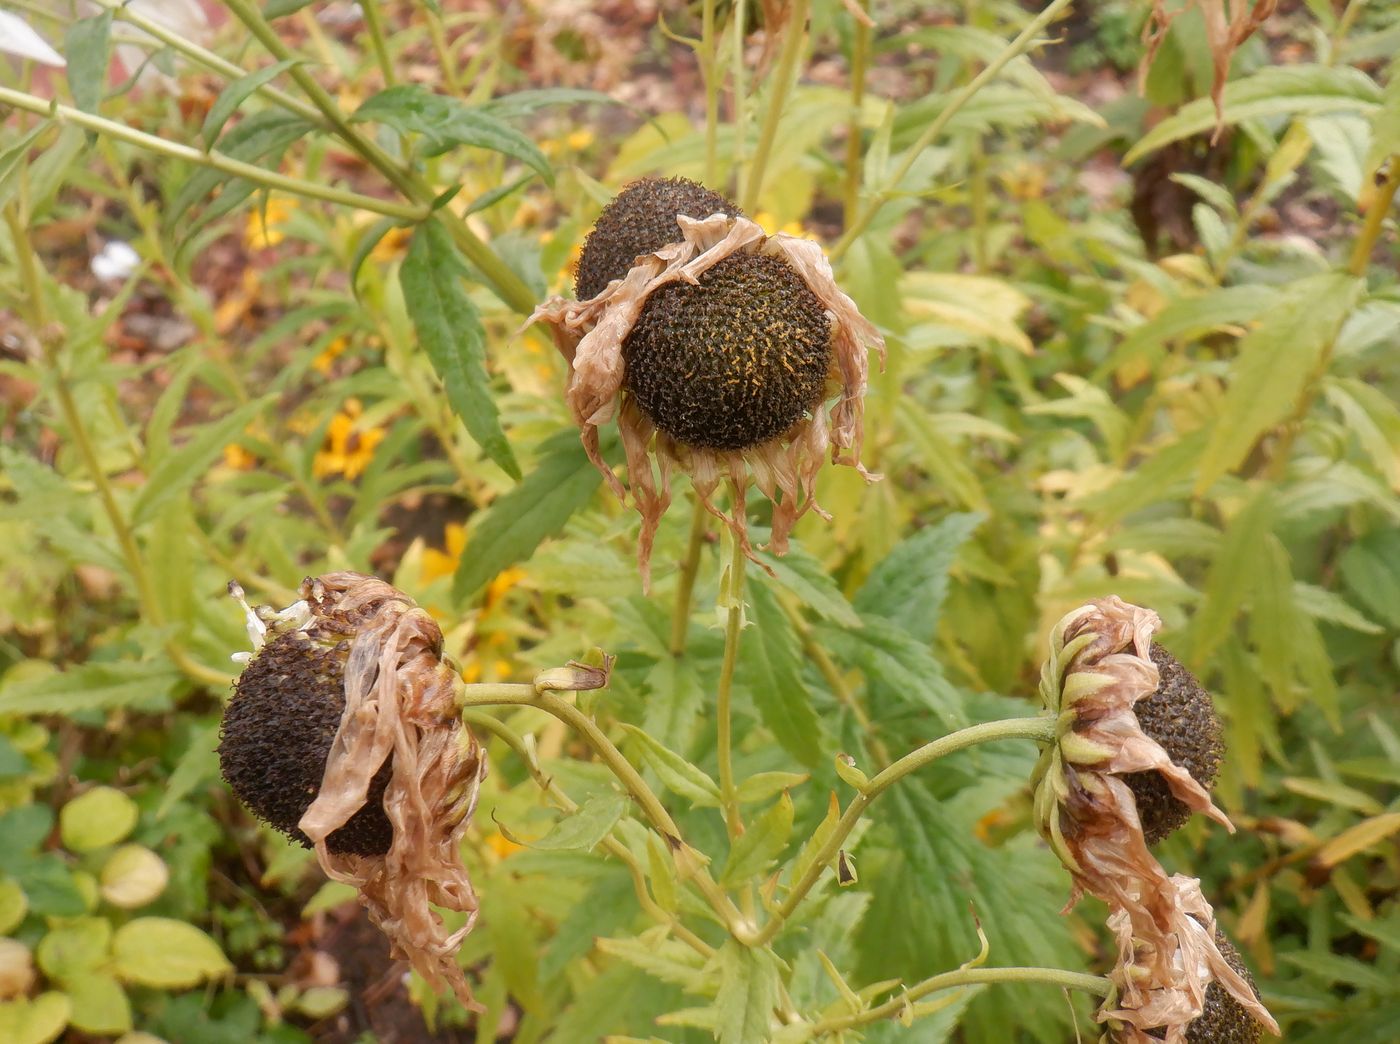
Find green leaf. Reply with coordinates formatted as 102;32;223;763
1293;582;1382;635
1126;65;1383;163
168;111;315;226
201;59;302;147
36;917;110;981
59;787;139;852
1195;273;1363;494
0;733;27;778
822;617;966;727
0;993;70;1044
596;927;713;991
1189;489;1274;666
348;214;406;295
1250;536;1300;711
481;87;623;121
721;791;794;884
131;396;273;526
400;221;520;479
264;0;315;17
714;940;781;1044
1324;376;1400;490
99;845;169;909
854;513;983;641
641;656;705;754
0;878;27;934
452;431;615;601
0;122;54;213
758;544;862;628
736;772;809;805
12;857;85;918
619;724;722;807
353;85;552;183
531;793;627;851
64;13;113;115
0;661;181;716
1340;529;1400;629
111;918;232;988
742;582;823;767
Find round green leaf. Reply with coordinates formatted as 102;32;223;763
99;845;169;909
114;1034;169;1044
0;878;27;934
294;986;349;1019
112;918;231;988
59;787;138;852
0;992;70;1044
35;917;110;981
66;973;131;1036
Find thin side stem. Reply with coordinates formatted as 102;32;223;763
730;0;748;196
358;0;398;87
1349;156;1399;277
701;0;720;186
716;533;747;839
461;710;713;958
749;716;1055;946
832;0;1074;260
842;0;871;221
669;500;709;658
813;967;1110;1035
0;86;425;221
741;0;810;212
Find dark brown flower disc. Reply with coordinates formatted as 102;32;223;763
1148;931;1263;1044
621;251;832;452
1123;644;1224;845
574;176;742;300
218;632;394;856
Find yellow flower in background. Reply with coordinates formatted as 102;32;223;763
223;442;257;471
214;267;261;334
370;225;412;263
312;399;386;480
482;831;523;862
752;210;811;239
421;523;467;585
565;129;594;151
312;336;350;376
246;195;298;250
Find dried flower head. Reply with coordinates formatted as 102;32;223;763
219;573;487;1011
1029;597;1276;1042
530;180;884;584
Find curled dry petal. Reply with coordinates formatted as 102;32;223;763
528;214;884;585
1031;596;1276;1041
291;573;487;1012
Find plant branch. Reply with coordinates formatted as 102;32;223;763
813;966;1110;1035
670;500;709;658
831;0;1074;259
842;0;871;221
358;0;398;88
749;716;1055;946
741;0;810;212
716;532;746;839
1349;156;1399;277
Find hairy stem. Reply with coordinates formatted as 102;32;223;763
741;0;810;212
832;0;1074;259
749;716;1055;946
670;500;709;657
716;532;747;839
813;967;1110;1035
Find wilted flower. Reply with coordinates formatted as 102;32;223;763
529;177;884;584
219;573;488;1010
1029;597;1277;1042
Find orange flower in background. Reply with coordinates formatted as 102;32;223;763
223;442;257;471
246;195;298;250
312;336;349;376
369;225;412;263
312;399;386;480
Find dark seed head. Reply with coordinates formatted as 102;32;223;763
1148;932;1263;1044
622;251;832;451
1123;644;1224;845
574;176;742;301
218;632;394;856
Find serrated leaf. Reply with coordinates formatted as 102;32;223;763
736;772;809;805
131;396;273;525
0;661;181;716
721;791;794;884
532;793;627;851
168;111;315;227
619;725;722;807
353;85;552;183
112;918;231;988
640;656;705;754
1293;582;1382;634
60;787;138;852
758;546;861;628
401;221;520;479
481;87;623;121
453;431;614;600
1126;64;1383;163
855;513;983;641
1324;376;1400;491
63;13;112;114
714;940;781;1044
1339;529;1400;629
1195;273;1363;494
1189;490;1274;665
791;791;842;891
597;928;712;991
902;272;1033;352
201;59;302;147
742;582;823;767
822;617;966;727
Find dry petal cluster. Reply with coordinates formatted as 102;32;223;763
1029;597;1278;1042
221;573;487;1010
530;207;884;585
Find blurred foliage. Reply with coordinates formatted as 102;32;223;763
0;0;1398;1041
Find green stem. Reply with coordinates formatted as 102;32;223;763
222;0;539;315
0;86;424;221
358;0;398;87
669;500;709;658
701;0;720;186
462;710;713;957
716;532;746;840
730;0;748;196
749;716;1055;947
842;1;871;221
831;0;1074;260
1349;156;1399;277
741;0;810;212
456;685;751;937
813;967;1110;1035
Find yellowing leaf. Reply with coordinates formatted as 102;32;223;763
60;787;138;852
112;918;231;988
1315;812;1400;870
99;846;169;909
0;993;70;1044
901;272;1033;353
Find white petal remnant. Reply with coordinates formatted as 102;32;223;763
1030;597;1278;1042
530;212;884;586
227;573;487;1011
0;11;66;67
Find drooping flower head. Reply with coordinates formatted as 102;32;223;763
219;573;487;1010
530;177;884;584
1029;597;1277;1042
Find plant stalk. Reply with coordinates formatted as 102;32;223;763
358;0;398;87
741;0;810;212
1348;156;1399;277
670;500;709;657
842;0;871;221
716;531;747;840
